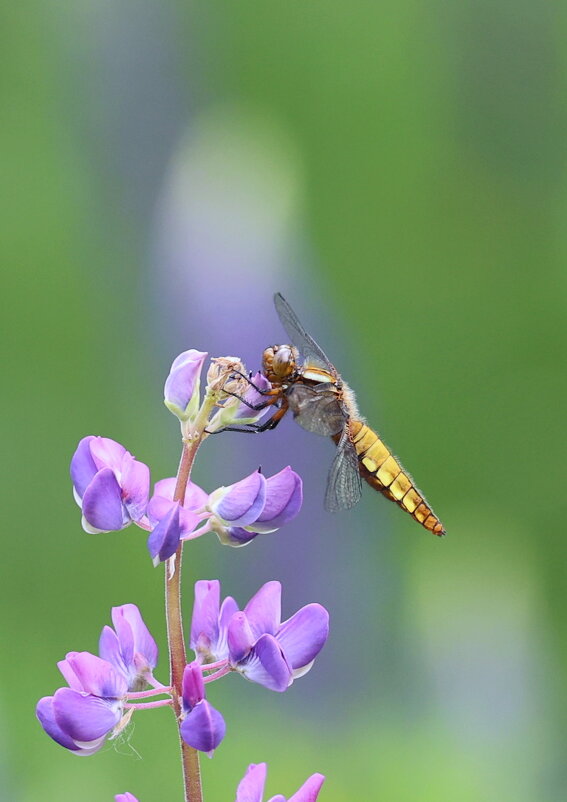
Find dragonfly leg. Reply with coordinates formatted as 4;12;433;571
206;406;287;434
221;388;279;412
229;370;272;394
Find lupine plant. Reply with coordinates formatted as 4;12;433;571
37;350;328;801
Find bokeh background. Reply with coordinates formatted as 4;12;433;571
2;1;566;800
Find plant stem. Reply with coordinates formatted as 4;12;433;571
165;391;217;802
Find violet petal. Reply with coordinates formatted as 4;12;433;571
215;596;239;660
81;468;126;532
52;688;121;741
147;502;181;563
69;437;97;499
255;467;303;530
63;652;128;698
211;471;267;526
238;634;291;692
164;349;207;411
190;581;220;654
224;527;260;546
287;774;326;802
180;700;226;754
182;662;205;711
57;652;83;690
98;627;125;677
36;696;80;751
113;604;158;671
88;437;127;474
276;604;329;671
121;457;150;521
227;612;255;664
235;763;267;802
244;581;281;640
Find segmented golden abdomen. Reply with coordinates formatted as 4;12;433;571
349;419;445;536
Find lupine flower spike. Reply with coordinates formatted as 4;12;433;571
45;347;333;802
36;605;165;755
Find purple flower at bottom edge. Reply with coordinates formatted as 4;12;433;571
179;662;226;756
115;794;139;802
36;652;127;755
235;763;325;802
70;436;150;533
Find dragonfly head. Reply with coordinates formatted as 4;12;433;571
262;344;299;383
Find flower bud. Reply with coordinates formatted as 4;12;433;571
180;662;226;756
179;700;226;756
164;349;208;421
182;661;205;710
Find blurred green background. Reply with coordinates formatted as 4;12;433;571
2;1;566;800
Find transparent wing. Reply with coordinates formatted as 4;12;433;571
286;383;346;436
274;293;337;373
324;426;363;512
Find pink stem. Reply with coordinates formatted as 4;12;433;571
127;687;172;700
203;666;232;683
201;659;228;672
125;699;173;711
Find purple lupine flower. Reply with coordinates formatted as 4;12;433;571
36;652;128;755
235;763;325;802
189;580;329;692
164;349;208;421
146;477;209;563
115;794;139;802
70;437;150;533
209;467;302;547
179;662;226;756
99;604;158;691
145;466;302;561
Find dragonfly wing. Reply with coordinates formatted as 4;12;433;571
324;426;363;512
286;384;346;436
274;293;336;374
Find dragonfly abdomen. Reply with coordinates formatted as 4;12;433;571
349;420;445;536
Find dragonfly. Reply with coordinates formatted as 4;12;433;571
220;293;445;536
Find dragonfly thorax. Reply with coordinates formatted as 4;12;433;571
262;344;299;384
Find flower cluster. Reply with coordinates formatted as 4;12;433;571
37;582;329;757
70;350;302;562
36;605;159;755
41;346;330;798
191;580;329;692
